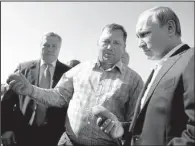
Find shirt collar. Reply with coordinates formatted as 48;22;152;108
40;59;57;68
94;59;123;74
155;43;184;67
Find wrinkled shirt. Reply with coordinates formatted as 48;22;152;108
32;60;143;145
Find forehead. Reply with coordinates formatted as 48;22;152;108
136;12;158;33
100;29;124;40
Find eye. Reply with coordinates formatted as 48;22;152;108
100;40;110;46
113;41;120;45
43;44;50;48
52;44;56;48
103;40;109;44
140;31;150;38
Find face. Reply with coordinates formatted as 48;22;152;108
136;13;170;60
41;36;61;64
98;29;126;66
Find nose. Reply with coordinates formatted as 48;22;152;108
138;39;145;48
47;45;53;52
106;43;113;50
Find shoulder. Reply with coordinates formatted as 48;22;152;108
183;48;194;70
56;60;71;71
123;65;144;88
70;60;94;69
18;60;39;70
124;65;143;82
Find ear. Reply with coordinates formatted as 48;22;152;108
167;20;176;36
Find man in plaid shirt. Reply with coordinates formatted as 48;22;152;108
7;23;143;146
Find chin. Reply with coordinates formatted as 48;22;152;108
43;57;56;64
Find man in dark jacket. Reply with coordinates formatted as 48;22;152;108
1;32;71;146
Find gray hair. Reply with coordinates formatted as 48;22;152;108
41;32;62;45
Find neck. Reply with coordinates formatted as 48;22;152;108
169;37;182;50
101;62;114;70
162;37;182;58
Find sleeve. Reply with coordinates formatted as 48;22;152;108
31;63;81;107
121;73;144;145
1;64;22;134
168;54;195;146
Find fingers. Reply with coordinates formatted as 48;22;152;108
104;120;115;134
9;80;24;95
7;70;24;85
1;137;11;146
96;117;103;127
100;119;112;132
11;133;16;144
7;71;20;84
8;80;17;89
9;80;22;90
96;116;107;127
110;121;124;139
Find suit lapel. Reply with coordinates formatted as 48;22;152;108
138;44;190;116
52;60;61;88
21;60;40;115
27;60;40;86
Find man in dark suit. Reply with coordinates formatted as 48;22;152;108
127;6;194;145
1;32;70;146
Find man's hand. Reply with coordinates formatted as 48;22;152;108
6;71;33;96
1;131;16;146
92;105;124;139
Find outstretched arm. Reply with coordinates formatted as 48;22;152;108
7;71;73;108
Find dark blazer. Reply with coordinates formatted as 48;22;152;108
128;44;195;146
1;59;70;146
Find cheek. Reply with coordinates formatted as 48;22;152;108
148;35;162;48
55;48;60;55
41;48;47;54
114;48;123;57
99;47;105;54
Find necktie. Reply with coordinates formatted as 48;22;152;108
35;63;51;126
39;64;51;89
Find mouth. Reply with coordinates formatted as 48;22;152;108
143;48;150;53
45;53;55;56
104;53;113;57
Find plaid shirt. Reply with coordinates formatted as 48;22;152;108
32;60;143;145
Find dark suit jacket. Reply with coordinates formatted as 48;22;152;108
1;59;70;146
129;44;195;145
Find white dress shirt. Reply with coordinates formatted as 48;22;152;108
140;43;184;109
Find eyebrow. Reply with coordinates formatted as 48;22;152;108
136;30;151;38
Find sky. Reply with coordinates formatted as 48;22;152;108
1;2;194;83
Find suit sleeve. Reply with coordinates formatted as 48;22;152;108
168;54;195;146
1;64;21;134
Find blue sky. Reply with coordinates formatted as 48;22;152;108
1;2;194;83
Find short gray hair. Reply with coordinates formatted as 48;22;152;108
101;23;127;43
145;6;181;37
42;32;62;44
